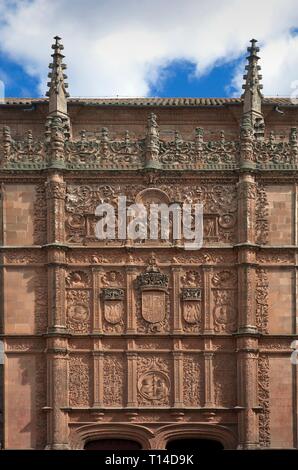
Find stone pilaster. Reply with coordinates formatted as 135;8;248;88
45;337;69;449
203;338;215;407
127;351;138;408
47;247;66;332
172;267;182;333
237;337;259;449
126;267;137;334
203;266;213;333
173;351;184;407
46;173;66;244
237;174;256;245
93;338;104;407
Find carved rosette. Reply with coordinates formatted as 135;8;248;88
255;268;269;334
183;355;202;406
137;356;171;406
103;355;125;406
69;355;90;406
258;355;270;447
211;270;237;333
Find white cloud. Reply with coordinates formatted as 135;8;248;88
0;0;298;97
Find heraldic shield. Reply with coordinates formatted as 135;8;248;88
141;290;166;323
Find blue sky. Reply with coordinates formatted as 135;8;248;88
1;0;298;99
0;54;241;98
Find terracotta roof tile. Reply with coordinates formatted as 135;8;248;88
0;96;296;107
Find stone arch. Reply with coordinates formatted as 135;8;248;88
135;188;170;205
69;423;155;450
154;423;237;450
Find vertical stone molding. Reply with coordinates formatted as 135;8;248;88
173;351;184;408
126;267;137;334
237;339;259;449
237;174;256;244
46;173;66;244
47;249;66;332
45;337;69;450
203;266;213;333
93;350;104;408
127;352;138;408
172;267;182;333
203;350;215;408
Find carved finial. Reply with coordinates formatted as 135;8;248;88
241;39;264;139
46;36;69;118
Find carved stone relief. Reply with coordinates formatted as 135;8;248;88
137;356;171;406
69;355;90;406
66;290;90;334
211;270;237;333
183;355;202;406
258;355;270;447
255;268;269;334
103;354;125;406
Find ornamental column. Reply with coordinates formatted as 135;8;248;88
44;36;70;449
236;38;264;449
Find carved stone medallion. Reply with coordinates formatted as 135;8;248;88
138;371;170;401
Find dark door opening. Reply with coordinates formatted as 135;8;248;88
84;439;142;450
166;438;224;451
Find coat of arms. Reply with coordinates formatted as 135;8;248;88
141;291;165;323
104;301;123;324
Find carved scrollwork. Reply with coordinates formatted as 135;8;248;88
69;355;90;406
255;268;269;334
255;184;269;245
258;355;270;447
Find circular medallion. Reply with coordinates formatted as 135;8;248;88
67;304;89;323
138;371;170;401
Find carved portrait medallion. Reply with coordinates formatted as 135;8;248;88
138;371;170;401
67;303;89;323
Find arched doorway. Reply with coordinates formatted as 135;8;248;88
84;439;142;450
166;438;224;451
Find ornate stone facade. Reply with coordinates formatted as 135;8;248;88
0;37;297;450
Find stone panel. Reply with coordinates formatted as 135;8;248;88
3;184;35;246
4;267;47;334
269;356;293;448
267;185;293;245
267;269;293;334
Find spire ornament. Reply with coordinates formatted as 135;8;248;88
241;39;264;139
46;36;70;118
